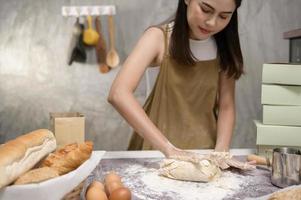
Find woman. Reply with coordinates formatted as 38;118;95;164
108;0;246;161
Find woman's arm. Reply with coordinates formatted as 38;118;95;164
108;27;176;156
215;72;236;152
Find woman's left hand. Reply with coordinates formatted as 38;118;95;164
208;152;256;170
166;148;256;170
166;147;207;164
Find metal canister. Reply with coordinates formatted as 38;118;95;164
271;147;301;188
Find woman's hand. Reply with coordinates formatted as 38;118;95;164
208;151;256;170
165;146;206;164
163;146;255;170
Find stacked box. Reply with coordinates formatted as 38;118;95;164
255;63;301;154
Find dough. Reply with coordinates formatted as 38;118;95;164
159;159;221;182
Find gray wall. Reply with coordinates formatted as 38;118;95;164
0;0;300;150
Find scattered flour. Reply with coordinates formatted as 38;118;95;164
122;164;248;200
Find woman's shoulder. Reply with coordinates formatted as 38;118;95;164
143;25;165;41
142;25;167;46
138;25;171;67
140;27;165;55
144;21;173;38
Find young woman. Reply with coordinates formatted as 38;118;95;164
108;0;246;161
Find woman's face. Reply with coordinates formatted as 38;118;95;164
185;0;236;40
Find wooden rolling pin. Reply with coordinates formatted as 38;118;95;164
247;154;271;166
95;17;110;73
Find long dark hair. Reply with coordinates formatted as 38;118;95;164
170;0;243;79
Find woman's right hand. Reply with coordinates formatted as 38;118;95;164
164;146;206;164
166;149;255;170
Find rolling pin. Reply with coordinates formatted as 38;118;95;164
247;154;271;166
95;16;110;73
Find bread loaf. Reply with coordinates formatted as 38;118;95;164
268;187;301;200
0;129;57;188
40;141;93;175
14;167;59;185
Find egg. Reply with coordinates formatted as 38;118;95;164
105;180;123;196
105;171;122;184
109;187;131;200
86;184;108;200
89;180;105;191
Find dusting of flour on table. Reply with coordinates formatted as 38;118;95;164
84;158;280;200
122;164;246;200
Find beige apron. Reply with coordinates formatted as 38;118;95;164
128;25;220;150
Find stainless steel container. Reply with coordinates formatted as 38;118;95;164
271;147;301;188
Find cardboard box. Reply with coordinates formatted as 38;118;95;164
263;105;301;126
255;120;301;146
0;151;105;200
50;112;85;148
262;63;301;85
261;84;301;106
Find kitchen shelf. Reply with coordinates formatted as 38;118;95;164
62;5;116;17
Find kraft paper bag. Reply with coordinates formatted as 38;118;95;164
50;112;85;148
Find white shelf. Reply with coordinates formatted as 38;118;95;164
62;5;116;17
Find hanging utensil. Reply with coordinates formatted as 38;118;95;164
95;16;110;73
67;17;81;65
106;15;120;68
83;15;99;46
69;21;87;65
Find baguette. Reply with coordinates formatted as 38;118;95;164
14;167;59;185
0;129;57;188
40;141;93;175
268;187;301;200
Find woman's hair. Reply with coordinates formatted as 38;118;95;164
169;0;243;79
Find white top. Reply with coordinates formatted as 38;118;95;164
189;37;217;61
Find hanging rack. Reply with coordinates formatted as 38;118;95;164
62;5;116;17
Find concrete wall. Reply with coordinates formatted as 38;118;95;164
0;0;300;150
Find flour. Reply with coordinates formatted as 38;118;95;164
121;163;248;200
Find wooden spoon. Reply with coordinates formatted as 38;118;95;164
95;16;110;73
83;15;99;46
106;15;120;68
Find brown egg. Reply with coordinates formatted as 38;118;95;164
109;187;131;200
86;185;108;200
89;181;105;191
105;171;122;184
105;180;123;196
